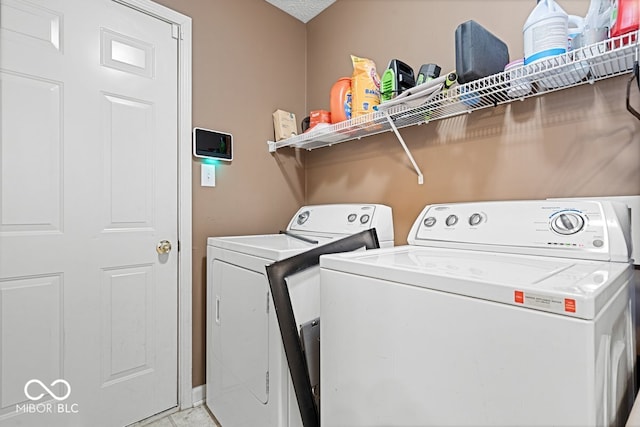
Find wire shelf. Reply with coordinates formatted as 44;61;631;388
268;30;639;153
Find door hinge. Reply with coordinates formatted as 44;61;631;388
171;23;180;40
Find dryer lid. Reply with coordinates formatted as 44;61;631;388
207;233;334;261
207;203;395;260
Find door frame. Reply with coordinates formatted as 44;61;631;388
112;0;193;410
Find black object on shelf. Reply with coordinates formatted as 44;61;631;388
380;59;416;101
301;116;310;132
455;20;510;84
416;63;442;85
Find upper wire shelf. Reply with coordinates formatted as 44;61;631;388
268;30;639;153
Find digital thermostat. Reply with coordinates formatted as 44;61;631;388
193;127;233;161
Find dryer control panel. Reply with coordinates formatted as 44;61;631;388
408;200;631;262
287;204;394;245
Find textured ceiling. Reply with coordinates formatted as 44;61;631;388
265;0;336;23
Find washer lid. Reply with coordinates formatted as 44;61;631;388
320;246;632;320
208;233;335;261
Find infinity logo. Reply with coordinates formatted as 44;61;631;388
24;379;71;401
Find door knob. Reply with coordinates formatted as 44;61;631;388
156;240;172;254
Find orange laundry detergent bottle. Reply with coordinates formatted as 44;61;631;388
330;77;352;124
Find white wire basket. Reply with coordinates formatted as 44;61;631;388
268;30;639;153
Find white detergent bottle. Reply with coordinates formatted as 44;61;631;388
523;0;569;65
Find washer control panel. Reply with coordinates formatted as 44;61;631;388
409;200;630;261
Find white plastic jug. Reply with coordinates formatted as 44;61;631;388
523;0;569;64
567;0;613;50
584;0;613;30
568;15;585;50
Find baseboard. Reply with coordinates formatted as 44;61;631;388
192;384;206;406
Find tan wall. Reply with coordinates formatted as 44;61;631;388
151;0;640;391
152;0;307;387
305;0;640;244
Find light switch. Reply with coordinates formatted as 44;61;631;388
201;163;215;187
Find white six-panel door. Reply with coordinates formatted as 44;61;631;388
0;0;179;425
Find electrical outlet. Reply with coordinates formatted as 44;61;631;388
201;163;215;187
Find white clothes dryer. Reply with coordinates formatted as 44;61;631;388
319;199;635;427
206;204;394;427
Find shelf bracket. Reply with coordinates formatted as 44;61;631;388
383;112;424;185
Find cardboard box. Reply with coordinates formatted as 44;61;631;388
273;110;297;141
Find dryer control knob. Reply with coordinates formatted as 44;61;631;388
445;215;458;227
551;212;584;235
423;217;437;228
297;211;310;225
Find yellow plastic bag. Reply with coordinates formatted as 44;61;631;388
350;55;380;117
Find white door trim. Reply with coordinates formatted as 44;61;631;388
113;0;193;410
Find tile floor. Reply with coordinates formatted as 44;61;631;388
131;405;221;427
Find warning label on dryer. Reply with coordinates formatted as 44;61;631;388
514;290;571;313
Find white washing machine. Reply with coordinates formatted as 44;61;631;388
206;204;394;427
319;199;636;427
